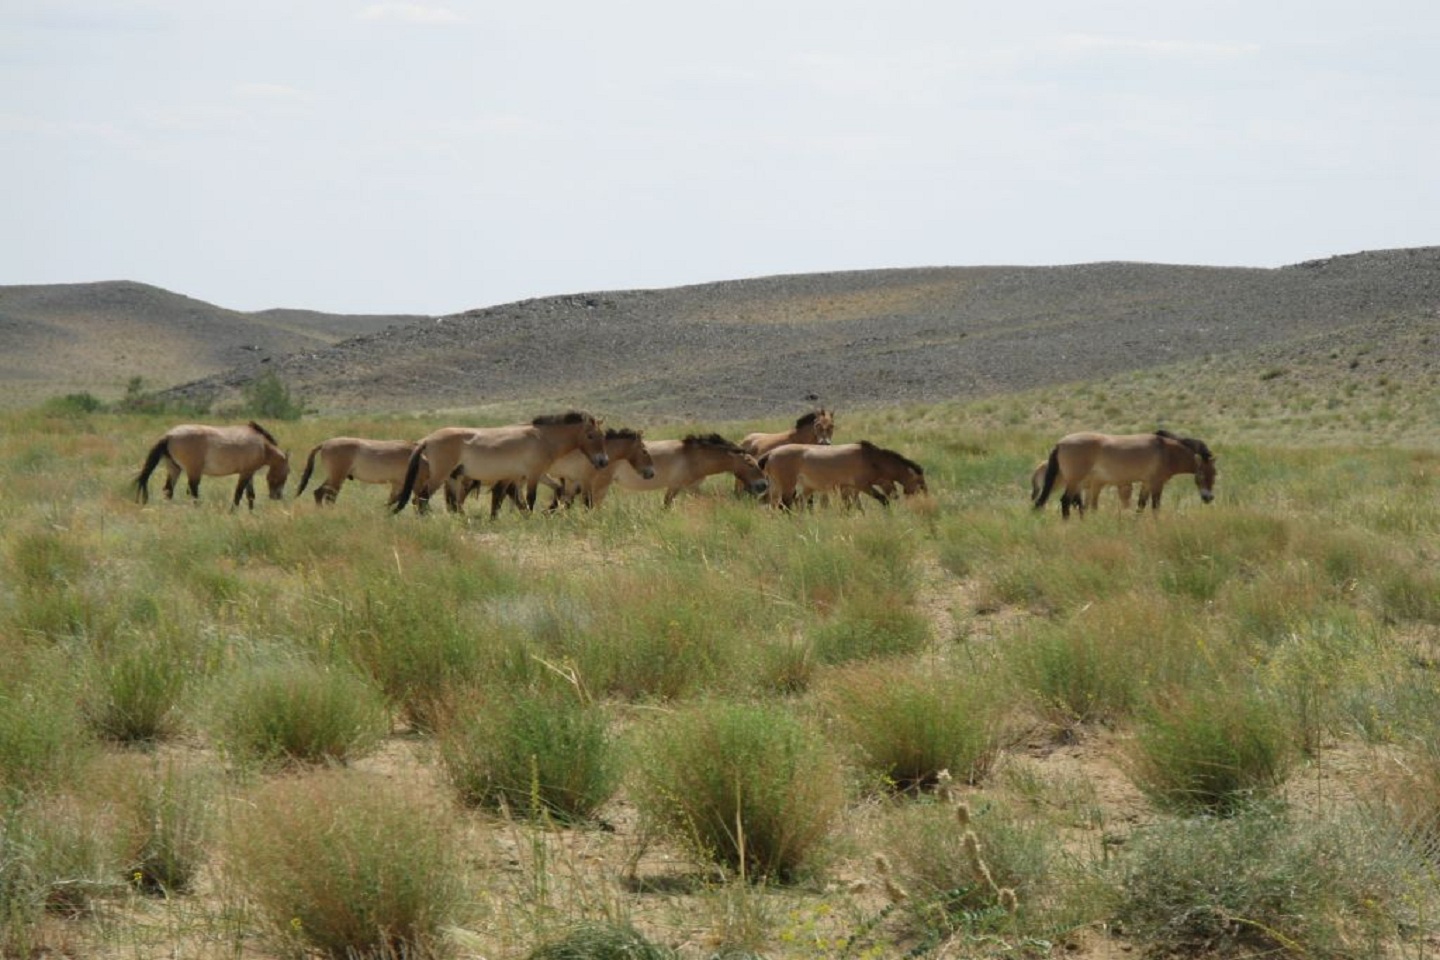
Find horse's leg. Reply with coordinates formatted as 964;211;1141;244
231;475;249;510
1146;478;1166;511
185;469;202;501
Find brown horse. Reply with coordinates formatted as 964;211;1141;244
760;441;926;508
546;428;656;509
1033;430;1216;519
1030;459;1136;511
134;421;290;509
611;434;768;506
392;411;608;517
294;437;432;506
740;409;835;458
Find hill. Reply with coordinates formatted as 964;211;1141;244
0;280;422;408
4;249;1437;419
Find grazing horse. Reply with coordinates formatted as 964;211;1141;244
294;437;432;506
759;440;926;508
546;428;656;509
134;421;290;510
1030;459;1136;511
1033;430;1216;519
392;411;608;517
612;434;768;506
739;409;835;458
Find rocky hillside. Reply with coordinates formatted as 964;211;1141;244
0;280;421;407
160;247;1440;421
5;249;1437;419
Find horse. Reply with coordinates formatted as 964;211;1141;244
545;428;656;509
1033;429;1216;519
1030;459;1136;511
134;421;290;510
294;437;432;507
759;441;927;509
739;409;835;458
611;433;768;506
392;411;608;517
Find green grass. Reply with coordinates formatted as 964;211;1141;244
0;402;1436;958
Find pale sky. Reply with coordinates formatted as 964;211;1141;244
4;1;1438;316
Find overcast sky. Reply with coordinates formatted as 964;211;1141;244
4;1;1437;316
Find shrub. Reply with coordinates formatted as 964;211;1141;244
631;701;845;881
211;657;390;768
879;800;1053;941
106;758;214;895
235;370;307;421
821;661;1010;790
0;791;124;925
439;685;619;823
224;769;464;959
0;667;92;797
525;922;677;959
79;637;190;743
807;594;930;665
1126;685;1297;816
40;392;105;415
1117;805;1430;958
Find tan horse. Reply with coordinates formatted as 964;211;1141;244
546;428;656;509
134;421;290;509
760;441;926;508
1033;430;1216;518
1029;459;1136;511
392;411;608;517
294;437;432;506
612;434;768;506
739;409;835;458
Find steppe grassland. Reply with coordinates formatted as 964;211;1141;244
1;375;1438;959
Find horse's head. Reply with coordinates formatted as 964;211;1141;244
730;450;769;496
267;450;291;500
900;467;928;497
610;428;654;480
1195;454;1217;504
540;411;609;469
813;409;835;445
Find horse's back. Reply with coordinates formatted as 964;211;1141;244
344;439;420;483
1056;432;1165;485
164;424;267;475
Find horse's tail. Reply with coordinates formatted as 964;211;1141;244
1033;447;1061;509
294;444;321;497
134;437;169;504
392;441;427;514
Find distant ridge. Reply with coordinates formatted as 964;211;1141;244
4;249;1437;418
161;248;1440;420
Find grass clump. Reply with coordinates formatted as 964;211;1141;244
1126;684;1297;817
1117;804;1431;958
807;593;931;665
631;701;844;882
78;635;192;744
438;685;619;824
211;656;390;768
524;921;677;959
225;769;464;959
821;661;1010;790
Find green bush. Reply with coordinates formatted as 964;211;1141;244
211;657;390;768
225;770;463;959
79;637;190;743
807;594;930;665
525;922;677;959
1118;805;1430;958
1126;685;1297;816
631;701;845;881
821;662;1009;790
107;759;214;896
235;370;307;421
439;686;619;823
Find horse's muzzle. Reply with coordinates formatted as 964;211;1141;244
1200;490;1215;504
592;453;610;468
640;467;656;480
749;478;769;494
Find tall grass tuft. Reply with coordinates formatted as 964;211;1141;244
438;684;619;824
630;701;845;881
524;921;678;959
94;756;215;896
210;656;390;769
0;656;93;797
78;634;192;743
820;661;1011;790
224;769;465;959
1118;804;1431;958
1126;684;1297;817
807;592;931;665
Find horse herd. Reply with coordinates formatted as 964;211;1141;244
131;409;1218;519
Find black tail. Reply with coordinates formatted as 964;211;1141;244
1033;447;1060;509
134;437;169;504
294;444;320;497
392;442;426;514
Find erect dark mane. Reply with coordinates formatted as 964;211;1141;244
682;433;741;452
246;421;280;446
859;439;924;474
1155;429;1213;462
532;410;591;426
794;411;819;429
605;427;641;440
